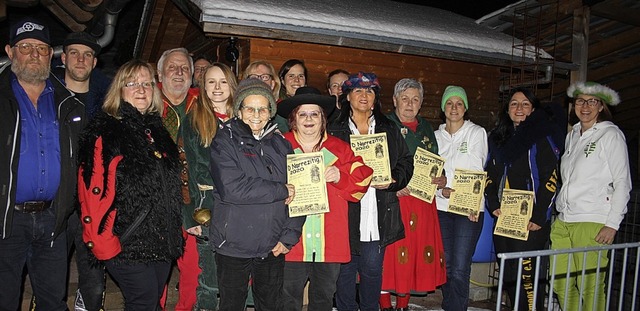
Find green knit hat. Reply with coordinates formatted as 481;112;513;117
567;81;620;106
234;78;278;118
441;85;468;111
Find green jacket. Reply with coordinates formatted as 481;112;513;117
387;112;438;155
181;119;215;229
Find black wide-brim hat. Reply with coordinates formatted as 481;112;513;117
277;86;336;119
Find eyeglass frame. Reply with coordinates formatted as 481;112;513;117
241;105;271;117
13;43;52;56
247;74;273;82
574;98;602;107
124;81;155;89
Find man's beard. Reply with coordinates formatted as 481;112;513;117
12;59;50;83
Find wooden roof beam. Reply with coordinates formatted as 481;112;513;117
591;1;640;27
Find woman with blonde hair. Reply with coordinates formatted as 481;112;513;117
200;62;238;123
179;62;238;310
78;59;183;310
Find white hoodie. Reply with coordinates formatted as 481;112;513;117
434;120;488;212
556;121;631;230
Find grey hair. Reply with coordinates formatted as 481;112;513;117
393;78;424;101
157;47;194;74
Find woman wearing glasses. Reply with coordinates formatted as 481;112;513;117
277;87;373;311
77;59;183;310
209;78;305;311
552;82;631;311
244;60;290;132
484;87;565;310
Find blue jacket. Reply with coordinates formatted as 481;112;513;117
209;118;304;258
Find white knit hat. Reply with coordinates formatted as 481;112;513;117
567;81;621;106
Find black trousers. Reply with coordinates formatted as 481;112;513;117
216;252;284;311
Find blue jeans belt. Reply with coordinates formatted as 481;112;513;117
14;201;52;213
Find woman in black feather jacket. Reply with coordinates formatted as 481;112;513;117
77;59;183;310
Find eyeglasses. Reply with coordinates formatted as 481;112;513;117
13;43;51;56
247;74;272;82
297;111;321;119
124;81;155;89
241;106;270;117
575;98;601;107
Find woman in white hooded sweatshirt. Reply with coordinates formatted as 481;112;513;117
434;86;488;311
552;81;631;311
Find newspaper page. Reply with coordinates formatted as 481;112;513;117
448;169;487;217
286;152;329;217
350;133;392;186
407;147;445;203
493;189;535;241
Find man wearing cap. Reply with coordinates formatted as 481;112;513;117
59;31;111;119
0;17;86;310
59;31;111;311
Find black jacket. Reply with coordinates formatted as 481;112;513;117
328;115;412;254
209;118;305;258
77;103;183;263
0;69;86;239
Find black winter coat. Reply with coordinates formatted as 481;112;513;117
0;70;86;239
328;115;412;254
78;103;184;263
209;118;305;258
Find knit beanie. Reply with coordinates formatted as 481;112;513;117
567;81;620;106
234;78;277;118
441;85;468;111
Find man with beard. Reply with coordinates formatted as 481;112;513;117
58;31;111;311
0;17;86;310
156;47;202;311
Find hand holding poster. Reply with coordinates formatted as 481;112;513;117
286;152;329;217
350;133;392;186
448;169;487;217
407;147;445;203
493;189;534;241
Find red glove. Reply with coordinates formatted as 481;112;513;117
78;136;123;260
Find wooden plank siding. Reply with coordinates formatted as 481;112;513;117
246;38;502;129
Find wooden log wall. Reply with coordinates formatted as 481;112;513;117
243;38;503;130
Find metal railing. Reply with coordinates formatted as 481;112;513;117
496;242;640;310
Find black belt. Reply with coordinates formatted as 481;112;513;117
14;201;52;213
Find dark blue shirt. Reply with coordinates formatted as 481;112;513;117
11;73;61;203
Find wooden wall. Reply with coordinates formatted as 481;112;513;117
242;38;503;130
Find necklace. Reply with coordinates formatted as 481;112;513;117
145;128;163;158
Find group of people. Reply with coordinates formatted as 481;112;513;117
0;15;631;311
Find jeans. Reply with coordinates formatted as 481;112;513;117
335;241;385;311
0;206;68;311
216;252;285;311
105;260;171;311
438;211;484;311
68;211;107;311
282;261;341;311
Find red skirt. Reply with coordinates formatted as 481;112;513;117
381;195;447;293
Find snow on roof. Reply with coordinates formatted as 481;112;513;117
194;0;551;61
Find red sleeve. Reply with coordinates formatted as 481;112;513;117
328;138;373;202
78;136;123;260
